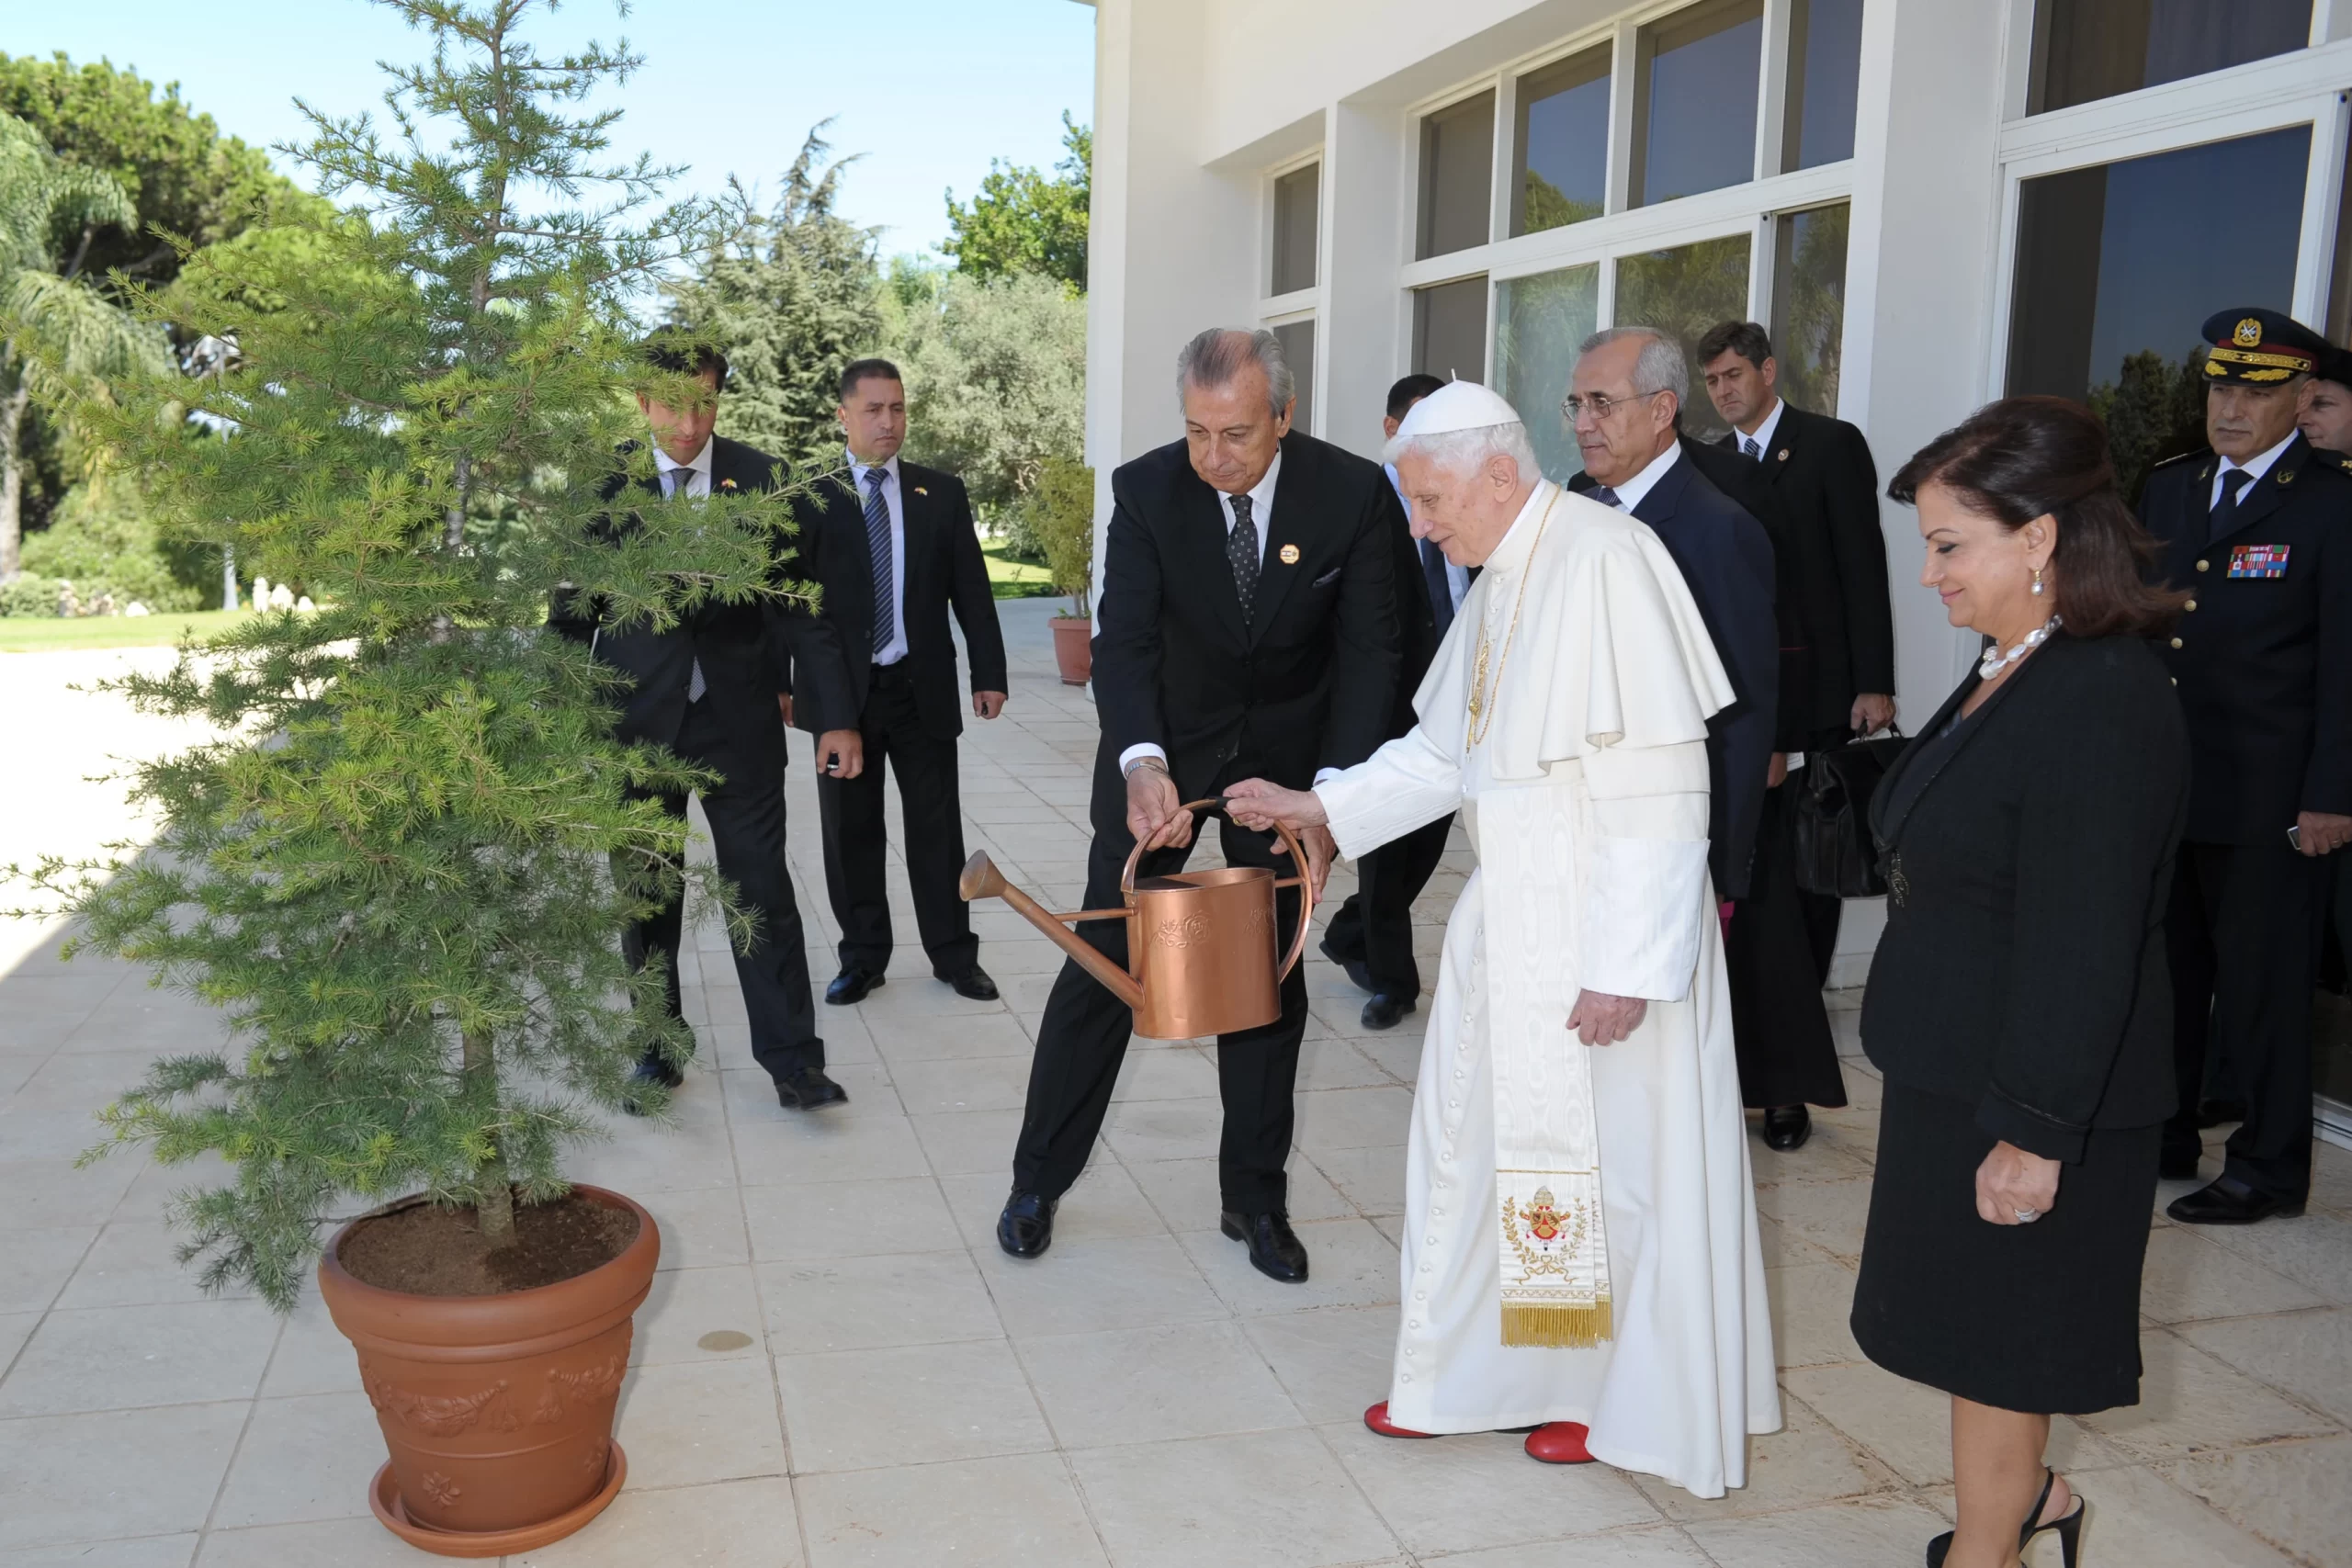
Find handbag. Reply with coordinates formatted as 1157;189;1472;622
1792;728;1909;899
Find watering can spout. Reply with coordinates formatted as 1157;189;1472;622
958;852;1145;1010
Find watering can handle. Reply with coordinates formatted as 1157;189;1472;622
1118;798;1317;986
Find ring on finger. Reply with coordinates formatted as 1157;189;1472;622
2014;1207;2041;1223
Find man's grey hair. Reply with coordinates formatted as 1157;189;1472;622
1177;328;1297;420
1577;324;1688;411
1381;419;1541;482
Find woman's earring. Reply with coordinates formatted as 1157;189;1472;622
2031;568;2045;597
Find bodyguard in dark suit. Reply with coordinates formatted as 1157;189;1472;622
999;329;1402;1281
2141;308;2352;1224
788;359;1010;1007
549;334;865;1111
1318;373;1454;1032
1566;326;1779;911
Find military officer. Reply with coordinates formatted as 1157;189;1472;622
2141;307;2352;1224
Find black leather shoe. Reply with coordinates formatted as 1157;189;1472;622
1762;1105;1812;1152
620;1054;684;1116
2196;1098;2247;1130
1221;1209;1309;1283
998;1190;1057;1258
2158;1138;2204;1182
1361;991;1417;1031
941;964;999;1001
825;966;885;1005
775;1066;849;1110
2166;1175;2304;1225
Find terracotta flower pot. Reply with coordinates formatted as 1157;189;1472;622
318;1185;661;1558
1052;615;1093;686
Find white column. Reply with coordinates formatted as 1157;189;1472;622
1322;97;1413;459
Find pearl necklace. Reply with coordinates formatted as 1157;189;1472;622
1978;614;2062;681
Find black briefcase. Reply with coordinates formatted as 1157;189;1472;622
1792;729;1909;899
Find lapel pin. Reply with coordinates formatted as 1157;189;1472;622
718;478;738;491
1278;543;1301;565
1776;449;1790;462
2278;468;2296;485
914;485;929;496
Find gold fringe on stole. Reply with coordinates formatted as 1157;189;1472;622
1499;1299;1614;1348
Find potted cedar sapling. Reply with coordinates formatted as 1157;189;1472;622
1031;453;1097;685
12;1;800;1554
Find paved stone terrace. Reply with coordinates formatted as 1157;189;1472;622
2;598;2348;1566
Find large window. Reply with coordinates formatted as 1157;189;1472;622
1414;277;1489;384
1419;92;1496;259
2007;127;2310;502
1771;203;1850;416
1631;0;1765;209
1781;0;1864;171
1511;47;1611;237
1271;164;1319;296
1271;319;1316;434
1615;234;1754;441
1497;265;1601;481
2028;0;2312;115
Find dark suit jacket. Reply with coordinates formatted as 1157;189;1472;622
785;458;1010;741
1574;452;1779;900
1861;636;2188;1160
1710;403;1894;740
548;434;856;754
1379;476;1444;739
1091;431;1402;822
2138;434;2352;844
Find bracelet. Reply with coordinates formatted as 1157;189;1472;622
1123;757;1169;780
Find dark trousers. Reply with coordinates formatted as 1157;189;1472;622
816;664;977;976
1319;812;1454;998
2165;840;2319;1201
624;699;823;1082
1015;814;1308;1213
1795;729;1850;987
1728;776;1847;1109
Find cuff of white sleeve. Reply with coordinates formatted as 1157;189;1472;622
1118;743;1168;776
1312;768;1341;787
1579;836;1711;1002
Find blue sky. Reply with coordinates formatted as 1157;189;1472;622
15;0;1097;259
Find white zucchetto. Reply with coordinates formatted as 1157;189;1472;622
1394;379;1526;438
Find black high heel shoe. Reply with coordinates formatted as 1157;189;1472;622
1926;1468;2085;1567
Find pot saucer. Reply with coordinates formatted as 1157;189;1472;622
368;1443;627;1558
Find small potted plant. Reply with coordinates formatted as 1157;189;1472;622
1030;453;1097;685
16;3;786;1555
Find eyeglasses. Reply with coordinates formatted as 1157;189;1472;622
1560;389;1669;423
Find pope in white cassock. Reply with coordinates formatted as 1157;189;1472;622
1227;381;1780;1498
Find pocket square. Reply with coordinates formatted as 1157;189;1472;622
1312;568;1342;587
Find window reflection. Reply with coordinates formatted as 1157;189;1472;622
1414;277;1489;386
2029;0;2311;115
2007;127;2309;504
1632;0;1764;209
1614;234;1754;443
1272;164;1319;297
1419;92;1496;260
1498;265;1601;480
1771;204;1850;416
1783;0;1864;171
1271;319;1316;434
1512;48;1611;238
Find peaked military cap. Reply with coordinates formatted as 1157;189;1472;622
2200;307;2326;384
2315;343;2352;390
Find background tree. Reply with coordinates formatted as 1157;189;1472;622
18;0;790;1307
0;111;170;579
663;127;882;466
2090;346;2211;508
942;111;1090;293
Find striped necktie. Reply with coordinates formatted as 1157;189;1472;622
662;467;708;703
864;467;896;659
1741;435;1762;460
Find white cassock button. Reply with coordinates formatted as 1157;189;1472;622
1433;1208;1443;1217
1426;1236;1437;1246
1453;1070;1464;1081
1420;1263;1433;1273
1408;1319;1420;1329
1415;1291;1427;1301
1404;1348;1416;1358
1449;1100;1460;1110
1400;1373;1412;1382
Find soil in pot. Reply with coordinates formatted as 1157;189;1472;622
339;1194;638;1296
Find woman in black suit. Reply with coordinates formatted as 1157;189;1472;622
1855;398;2188;1568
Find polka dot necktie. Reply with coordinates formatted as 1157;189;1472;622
1227;494;1261;623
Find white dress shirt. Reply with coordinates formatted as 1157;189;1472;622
1594;438;1686;513
1735;398;1785;461
653;436;714;498
1120;451;1336;786
846;451;911;666
2211;429;2297;509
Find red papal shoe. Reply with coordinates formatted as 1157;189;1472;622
1363;1401;1436;1438
1523;1421;1595;1464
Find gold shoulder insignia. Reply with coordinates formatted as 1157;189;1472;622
2149;450;2202;472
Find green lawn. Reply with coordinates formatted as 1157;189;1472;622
0;607;258;654
983;542;1062;601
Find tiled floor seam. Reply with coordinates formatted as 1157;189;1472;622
189;1307;289;1555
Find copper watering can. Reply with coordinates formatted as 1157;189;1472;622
959;798;1315;1040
